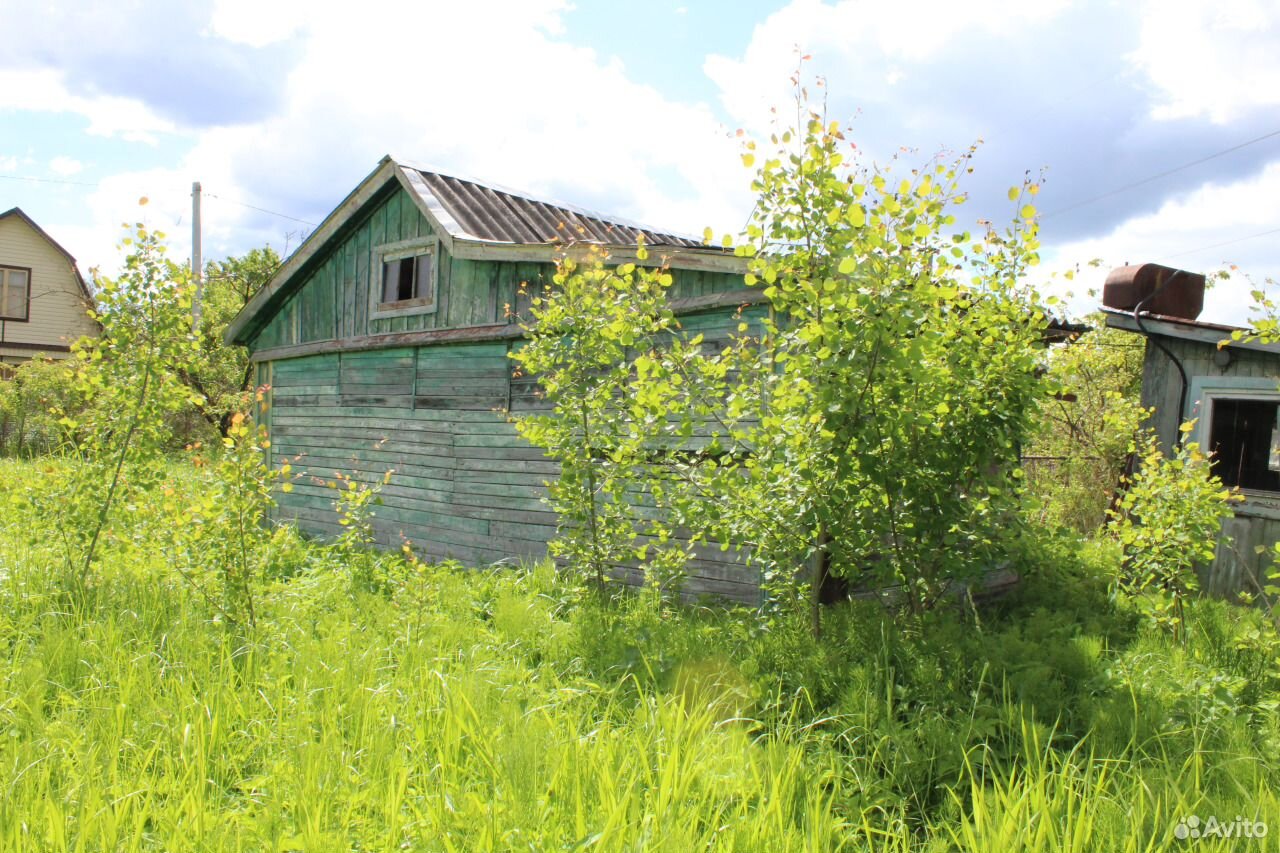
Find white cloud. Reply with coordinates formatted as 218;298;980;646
702;0;1280;332
1129;0;1280;124
705;0;1070;136
1042;161;1280;325
208;0;307;47
49;156;83;176
0;69;175;143
179;0;749;240
35;0;754;279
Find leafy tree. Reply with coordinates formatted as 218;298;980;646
512;83;1053;631
673;104;1050;631
1027;317;1148;534
184;247;280;438
45;219;202;589
510;244;694;601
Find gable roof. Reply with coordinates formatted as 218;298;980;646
399;160;706;248
0;207;93;300
227;156;743;345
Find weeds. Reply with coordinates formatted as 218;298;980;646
0;464;1277;851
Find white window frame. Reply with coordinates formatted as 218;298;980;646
0;265;31;322
370;237;439;321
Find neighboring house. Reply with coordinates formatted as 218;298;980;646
0;207;98;365
1103;262;1280;597
227;156;759;600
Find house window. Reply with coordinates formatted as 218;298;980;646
371;238;438;320
1209;398;1280;492
0;265;30;321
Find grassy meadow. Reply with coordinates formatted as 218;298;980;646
0;460;1278;851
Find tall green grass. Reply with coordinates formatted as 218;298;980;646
0;462;1276;851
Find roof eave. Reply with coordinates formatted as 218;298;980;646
447;238;748;274
1101;307;1280;355
226;157;399;345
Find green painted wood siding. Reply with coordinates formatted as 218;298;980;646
247;185;747;355
264;321;764;602
247;182;757;598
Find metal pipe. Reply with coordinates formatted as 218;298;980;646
1133;269;1191;448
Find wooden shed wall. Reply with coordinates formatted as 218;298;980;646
1139;334;1280;597
245;184;759;600
248;185;746;353
1140;336;1279;453
261;308;763;603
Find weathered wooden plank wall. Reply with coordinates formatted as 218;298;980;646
1139;335;1280;597
255;186;748;352
265;325;762;602
1140;336;1279;453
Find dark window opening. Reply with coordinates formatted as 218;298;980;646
1209;397;1280;491
381;252;433;305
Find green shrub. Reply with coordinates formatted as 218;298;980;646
1109;429;1239;640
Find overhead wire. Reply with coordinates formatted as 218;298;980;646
0;174;314;226
1043;127;1280;219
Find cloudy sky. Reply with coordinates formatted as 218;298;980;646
1;0;1277;324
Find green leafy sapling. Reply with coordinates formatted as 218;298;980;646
1109;424;1240;642
510;242;696;602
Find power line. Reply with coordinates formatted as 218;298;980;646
0;173;98;187
0;173;315;227
1161;225;1280;262
204;192;317;227
1043;127;1280;219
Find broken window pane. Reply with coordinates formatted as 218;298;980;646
382;259;404;303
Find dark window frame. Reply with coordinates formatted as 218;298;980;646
0;264;31;322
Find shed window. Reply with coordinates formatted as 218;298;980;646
381;251;434;306
1209;397;1280;492
0;266;30;321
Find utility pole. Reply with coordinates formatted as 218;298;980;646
191;180;203;332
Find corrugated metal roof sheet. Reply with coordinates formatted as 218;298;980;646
406;168;706;248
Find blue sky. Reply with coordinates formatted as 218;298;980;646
1;0;1278;323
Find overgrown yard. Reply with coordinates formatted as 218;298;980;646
0;460;1276;851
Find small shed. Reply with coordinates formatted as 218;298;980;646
0;207;98;364
227;156;760;600
1103;263;1280;597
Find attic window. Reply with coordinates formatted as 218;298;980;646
1209;397;1280;492
0;266;30;322
373;239;438;319
382;253;432;304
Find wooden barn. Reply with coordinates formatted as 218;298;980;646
227;156;762;600
1103;263;1280;597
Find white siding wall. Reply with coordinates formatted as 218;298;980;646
0;216;98;361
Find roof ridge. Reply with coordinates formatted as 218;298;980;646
390;157;704;245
